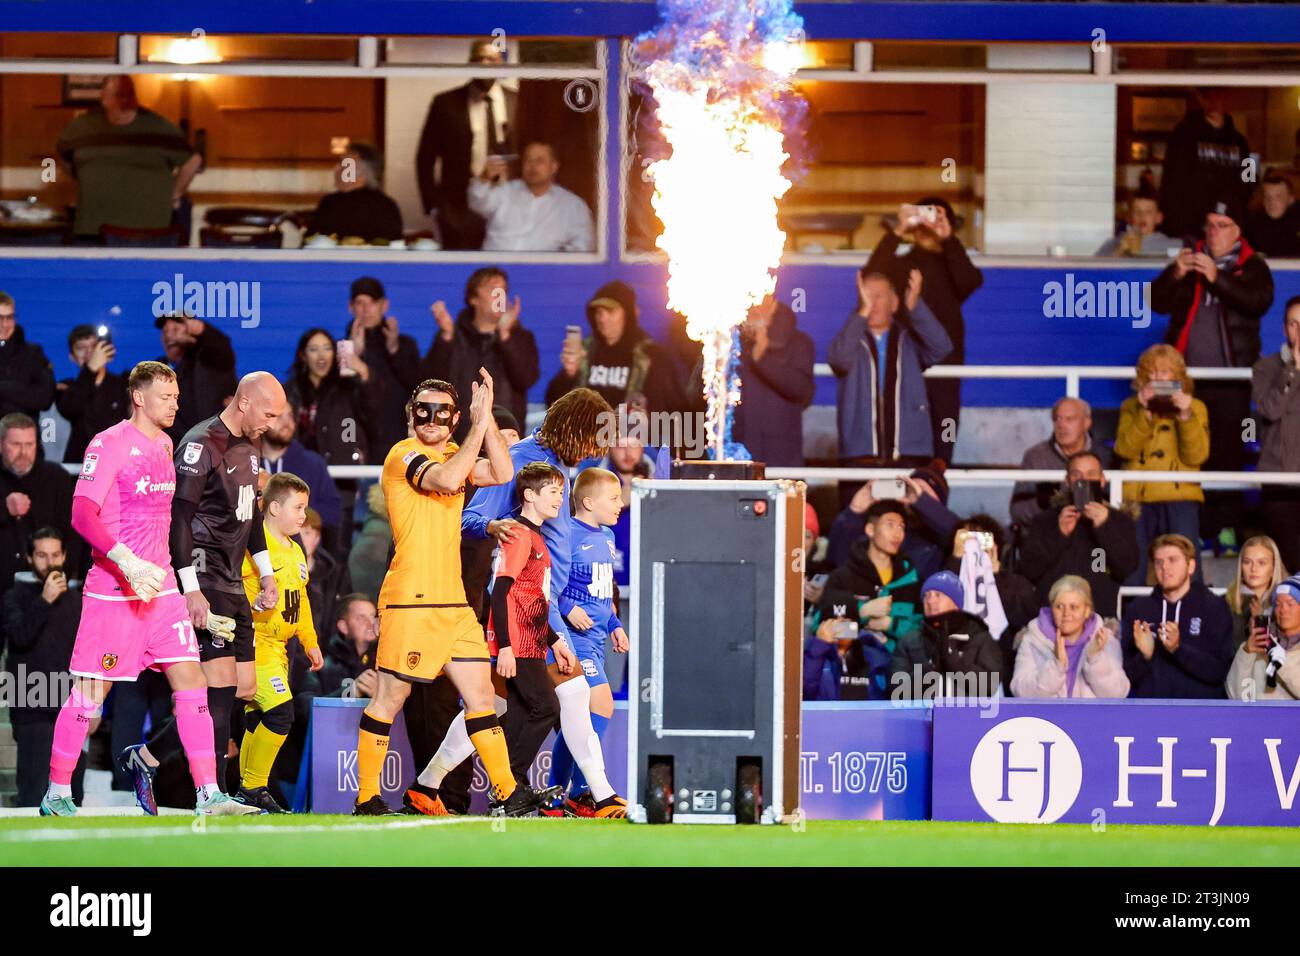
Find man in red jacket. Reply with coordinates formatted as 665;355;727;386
1152;196;1274;555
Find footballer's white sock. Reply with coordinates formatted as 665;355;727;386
47;781;72;799
556;678;613;801
418;695;507;788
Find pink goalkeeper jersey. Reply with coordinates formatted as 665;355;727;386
74;419;178;599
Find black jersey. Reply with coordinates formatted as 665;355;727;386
174;415;263;594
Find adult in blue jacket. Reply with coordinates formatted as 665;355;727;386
732;296;815;467
462;387;610;640
1121;533;1234;698
828;268;953;462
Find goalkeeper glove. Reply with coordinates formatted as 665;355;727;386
106;543;166;602
206;613;237;643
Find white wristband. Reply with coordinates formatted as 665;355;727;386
251;550;273;578
177;565;200;594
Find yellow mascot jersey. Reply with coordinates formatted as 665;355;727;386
241;529;318;653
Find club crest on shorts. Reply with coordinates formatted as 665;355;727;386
101;653;118;671
406;651;421;669
183;442;203;465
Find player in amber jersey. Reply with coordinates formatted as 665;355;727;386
353;371;556;816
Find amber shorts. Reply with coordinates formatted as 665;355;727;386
376;603;490;684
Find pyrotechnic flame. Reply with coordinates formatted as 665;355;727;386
638;0;806;459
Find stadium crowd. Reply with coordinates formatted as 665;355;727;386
3;70;1300;814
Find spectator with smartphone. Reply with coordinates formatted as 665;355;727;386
827;461;957;581
1019;450;1139;620
1114;344;1209;585
808;500;923;700
284;328;382;467
153;312;237;443
55;324;127;463
0;292;56;423
468;142;594;252
545;280;686;415
1009;396;1113;530
1152;196;1273;556
1226;573;1300;701
829;268;952;468
415;38;517;250
1225;535;1287;652
343;277;422;452
865;199;981;464
1252;295;1300;573
284;328;382;552
801;502;834;615
2;527;86;805
1009;575;1128;699
420;267;539;443
944;514;1038;682
890;571;1003;700
1121;534;1234;699
1095;186;1181;258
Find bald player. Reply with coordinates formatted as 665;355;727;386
120;372;287;813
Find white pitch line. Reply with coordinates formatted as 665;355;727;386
0;816;490;843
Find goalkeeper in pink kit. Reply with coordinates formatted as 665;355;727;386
40;361;255;816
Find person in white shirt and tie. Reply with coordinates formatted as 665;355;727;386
468;142;595;253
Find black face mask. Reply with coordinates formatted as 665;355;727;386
412;402;456;427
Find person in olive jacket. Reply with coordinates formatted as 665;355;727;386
1113;344;1210;586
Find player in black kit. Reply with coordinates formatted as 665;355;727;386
119;372;288;813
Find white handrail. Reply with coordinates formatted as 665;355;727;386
762;467;1300;509
297;464;1300;512
813;363;1253;399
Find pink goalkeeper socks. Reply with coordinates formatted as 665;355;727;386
49;686;100;786
173;688;218;788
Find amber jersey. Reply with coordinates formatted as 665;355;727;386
377;437;471;610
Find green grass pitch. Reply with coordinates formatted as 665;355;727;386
1;816;1297;866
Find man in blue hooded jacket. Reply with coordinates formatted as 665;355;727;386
828;268;952;464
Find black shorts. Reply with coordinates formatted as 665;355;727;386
197;588;255;664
